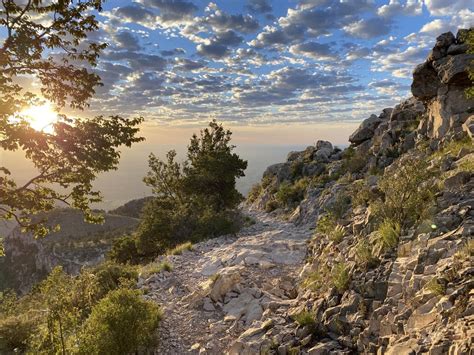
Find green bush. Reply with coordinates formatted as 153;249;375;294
292;310;316;329
91;262;138;298
376;219;401;251
108;234;141;264
355;240;379;269
78;288;161;354
167;242;193;255
342;147;366;174
247;183;262;203
316;213;346;242
370;155;437;228
0;314;37;353
332;263;350;293
350;180;373;208
275;179;308;208
140;261;173;278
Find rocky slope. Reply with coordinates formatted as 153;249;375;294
140;29;473;354
1;208;138;293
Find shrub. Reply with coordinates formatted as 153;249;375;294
424;277;446;296
135;121;247;260
247;183;262;203
342;147;366;174
355;240;379;269
329;193;351;219
290;160;305;179
292;310;316;329
350;180;372;208
167;242;193;255
330;225;346;243
140;261;173;279
108;234;141;264
315;213;337;236
91;262;138;298
376;219;401;251
0;314;37;352
371;155;436;228
243;216;256;226
265;200;280;213
332;263;350;293
78;288;161;354
275;179;308;208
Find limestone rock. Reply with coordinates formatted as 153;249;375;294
435;54;474;85
411;62;440;100
208;266;243;302
349;114;382;144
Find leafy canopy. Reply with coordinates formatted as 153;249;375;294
0;0;144;239
116;120;247;260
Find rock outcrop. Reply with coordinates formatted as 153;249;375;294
412;31;474;141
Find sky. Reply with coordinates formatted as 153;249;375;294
75;0;473;132
1;0;473;206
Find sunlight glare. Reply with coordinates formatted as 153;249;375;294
21;103;59;133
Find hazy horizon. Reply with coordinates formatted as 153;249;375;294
1;121;356;210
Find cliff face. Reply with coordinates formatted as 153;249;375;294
1;208;138;294
245;29;473;354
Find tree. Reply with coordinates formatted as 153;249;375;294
133;120;247;256
0;0;144;240
183;120;247;210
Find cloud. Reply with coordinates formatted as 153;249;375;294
250;24;305;48
246;0;272;14
343;18;392;39
172;58;206;71
196;30;244;59
202;5;259;33
289;42;338;61
369;79;410;94
108;4;157;28
197;42;229;59
424;0;473;16
113;31;141;51
234;66;359;106
160;48;186;56
140;0;198;24
103;51;168;71
377;0;422;17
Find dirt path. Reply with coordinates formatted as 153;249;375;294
142;209;313;354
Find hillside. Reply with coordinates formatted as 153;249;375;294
1;208;139;294
137;29;473;354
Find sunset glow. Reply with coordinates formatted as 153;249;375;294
20;103;58;133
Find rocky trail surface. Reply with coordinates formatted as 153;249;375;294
141;209;313;354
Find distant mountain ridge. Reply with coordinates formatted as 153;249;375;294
1;207;139;294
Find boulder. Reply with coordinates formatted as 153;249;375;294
263;163;292;183
447;43;469;55
435;54;474;85
349;114;382;144
223;289;263;325
411;62;441;100
444;171;471;190
462;115;474;139
390;97;424;122
208;266;243;302
435;32;455;49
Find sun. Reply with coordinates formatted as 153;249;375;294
21;102;59;133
